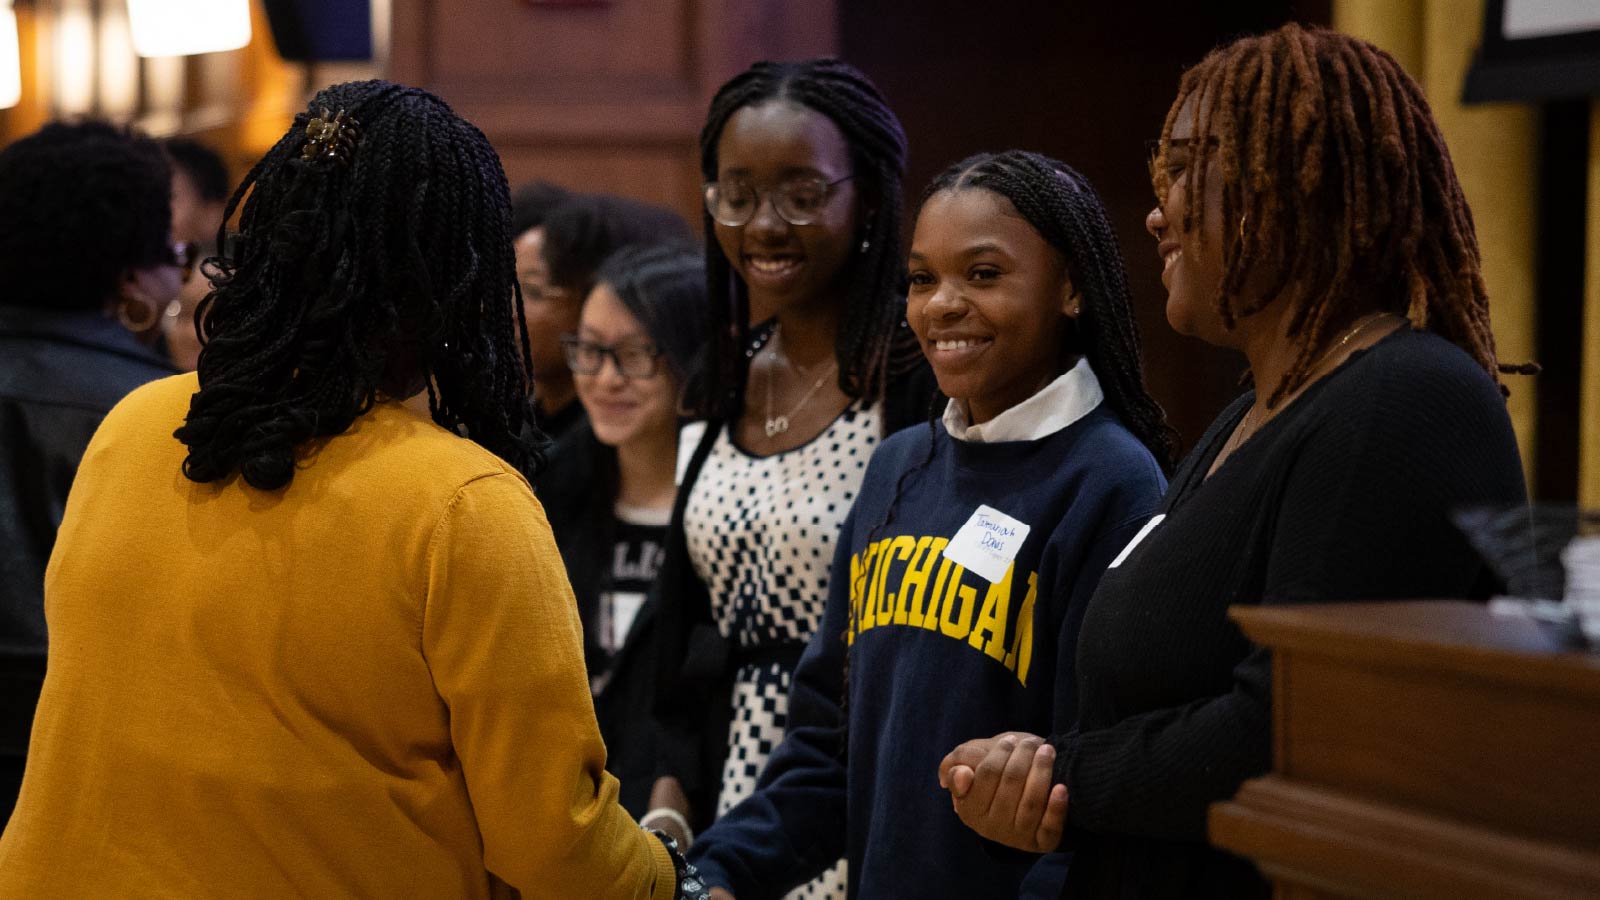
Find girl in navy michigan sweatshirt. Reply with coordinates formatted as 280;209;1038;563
687;152;1172;899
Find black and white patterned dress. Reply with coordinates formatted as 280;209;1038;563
683;402;881;900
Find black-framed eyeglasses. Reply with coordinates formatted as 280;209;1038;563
560;334;665;379
703;174;856;227
1145;136;1222;179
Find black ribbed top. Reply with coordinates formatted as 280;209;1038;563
1053;328;1527;898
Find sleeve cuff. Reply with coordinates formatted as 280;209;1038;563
646;830;677;900
1048;731;1081;827
686;855;735;895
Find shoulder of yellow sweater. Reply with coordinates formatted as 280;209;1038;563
92;371;200;443
359;399;532;494
108;370;198;414
103;375;530;497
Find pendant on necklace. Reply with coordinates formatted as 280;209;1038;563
764;416;790;438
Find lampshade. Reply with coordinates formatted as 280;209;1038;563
126;0;251;58
0;3;20;110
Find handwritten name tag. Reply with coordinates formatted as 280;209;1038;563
943;504;1032;584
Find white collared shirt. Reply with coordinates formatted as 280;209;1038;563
941;357;1104;443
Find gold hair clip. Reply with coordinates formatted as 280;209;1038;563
301;107;361;165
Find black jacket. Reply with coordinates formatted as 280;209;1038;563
0;306;178;648
652;362;940;830
0;305;177;819
538;421;666;818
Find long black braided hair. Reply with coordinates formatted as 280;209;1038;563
840;151;1178;718
176;80;539;490
687;58;921;418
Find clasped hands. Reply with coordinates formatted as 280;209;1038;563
700;732;1068;900
936;731;1068;854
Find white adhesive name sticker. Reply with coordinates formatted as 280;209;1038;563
942;504;1032;584
1108;514;1166;569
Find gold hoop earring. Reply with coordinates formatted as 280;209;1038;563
1238;214;1249;241
116;298;159;333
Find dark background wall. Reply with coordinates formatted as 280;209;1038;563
842;0;1332;447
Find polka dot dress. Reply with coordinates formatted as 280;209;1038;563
684;402;881;900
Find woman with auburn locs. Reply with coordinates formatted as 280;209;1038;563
687;150;1174;900
539;243;710;820
0;81;707;900
936;24;1530;898
645;58;936;899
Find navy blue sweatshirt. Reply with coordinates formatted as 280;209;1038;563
688;402;1167;899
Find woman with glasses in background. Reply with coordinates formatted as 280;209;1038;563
524;193;692;444
647;58;936;900
539;243;710;821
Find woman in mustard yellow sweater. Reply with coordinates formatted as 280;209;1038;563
0;81;705;900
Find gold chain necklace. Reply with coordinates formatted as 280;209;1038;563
1218;311;1401;460
763;325;837;438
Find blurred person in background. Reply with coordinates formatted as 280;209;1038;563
513;179;572;240
0;120;181;825
541;243;709;820
527;193;693;445
165;137;230;249
161;137;232;372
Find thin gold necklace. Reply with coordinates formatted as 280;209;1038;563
763;324;837;438
1219;312;1400;460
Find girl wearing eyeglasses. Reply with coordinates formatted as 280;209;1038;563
647;59;937;898
686;151;1172;900
539;243;709;822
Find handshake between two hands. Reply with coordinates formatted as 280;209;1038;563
936;731;1069;855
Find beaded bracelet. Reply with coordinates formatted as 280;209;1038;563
646;828;710;900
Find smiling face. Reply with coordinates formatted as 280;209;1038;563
573;282;680;451
907;188;1077;425
1146;96;1236;347
711;99;861;323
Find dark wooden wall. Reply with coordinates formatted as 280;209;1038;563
389;0;837;224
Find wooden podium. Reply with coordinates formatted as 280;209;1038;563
1209;601;1600;899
